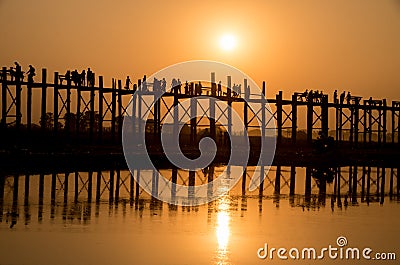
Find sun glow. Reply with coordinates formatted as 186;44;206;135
219;34;237;51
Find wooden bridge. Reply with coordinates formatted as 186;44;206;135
1;66;400;147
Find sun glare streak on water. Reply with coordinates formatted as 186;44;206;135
215;196;231;265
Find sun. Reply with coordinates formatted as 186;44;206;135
219;34;237;51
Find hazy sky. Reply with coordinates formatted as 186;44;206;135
1;0;400;100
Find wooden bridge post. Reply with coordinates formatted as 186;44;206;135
243;78;248;137
354;100;360;146
135;169;140;202
261;82;266;146
115;169;121;203
88;171;93;203
227;76;232;141
242;166;247;196
352;165;358;204
397;167;400;197
275;165;281;194
276;91;283;144
130;172;134;206
74;172;79;202
138;79;143;139
305;167;312;197
89;80;96;140
363;101;367;145
383;99;387;145
361;166;366;202
189;171;195;200
153;84;158;138
98;76;104;141
41;69;47;131
171;168;177;202
65;73;72;135
151;169;159;198
291;94;297;144
15;65;22;130
208;166;214;199
1;67;7;127
76;80;81;136
118;80;123;141
64;173;69;204
306;93;313;143
258;166;264;198
0;175;4;222
53;72;59;134
111;79;117;141
366;166;371;203
391;103;396;144
378;102;382;146
27;78;32;131
389;168;394;199
290;166;296;195
380;167;385;204
322;95;329;138
368;104;372;144
337;167;342;206
190;91;197;145
172;78;179;137
96;171;101;203
38;176;44;222
109;170;114;203
335;103;339;142
397;104;400;144
51;173;56;203
24;174;30;206
348;165;353;195
210;72;216;141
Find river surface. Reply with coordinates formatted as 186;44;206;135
0;165;399;265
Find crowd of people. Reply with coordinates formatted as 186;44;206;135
333;90;353;104
1;62;36;83
297;89;325;102
59;68;95;87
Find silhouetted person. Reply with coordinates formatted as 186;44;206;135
26;65;36;83
87;68;94;87
333;90;338;104
307;90;314;101
72;70;80;86
125;76;132;89
177;79;182;94
81;70;86;86
153;77;160;92
340;91;345;104
198;81;203;95
171;78;178;93
346;92;351;104
184;81;189;95
161;78;166;92
217;81;222;96
14;61;23;82
189;82;194;95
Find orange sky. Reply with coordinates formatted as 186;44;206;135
1;0;400;100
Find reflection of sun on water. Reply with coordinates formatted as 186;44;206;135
215;196;231;264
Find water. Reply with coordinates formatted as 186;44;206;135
0;166;399;265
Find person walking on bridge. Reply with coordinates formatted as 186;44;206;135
26;65;36;83
125;76;132;89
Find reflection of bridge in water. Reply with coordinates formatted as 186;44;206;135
1;67;400;146
1;165;399;226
